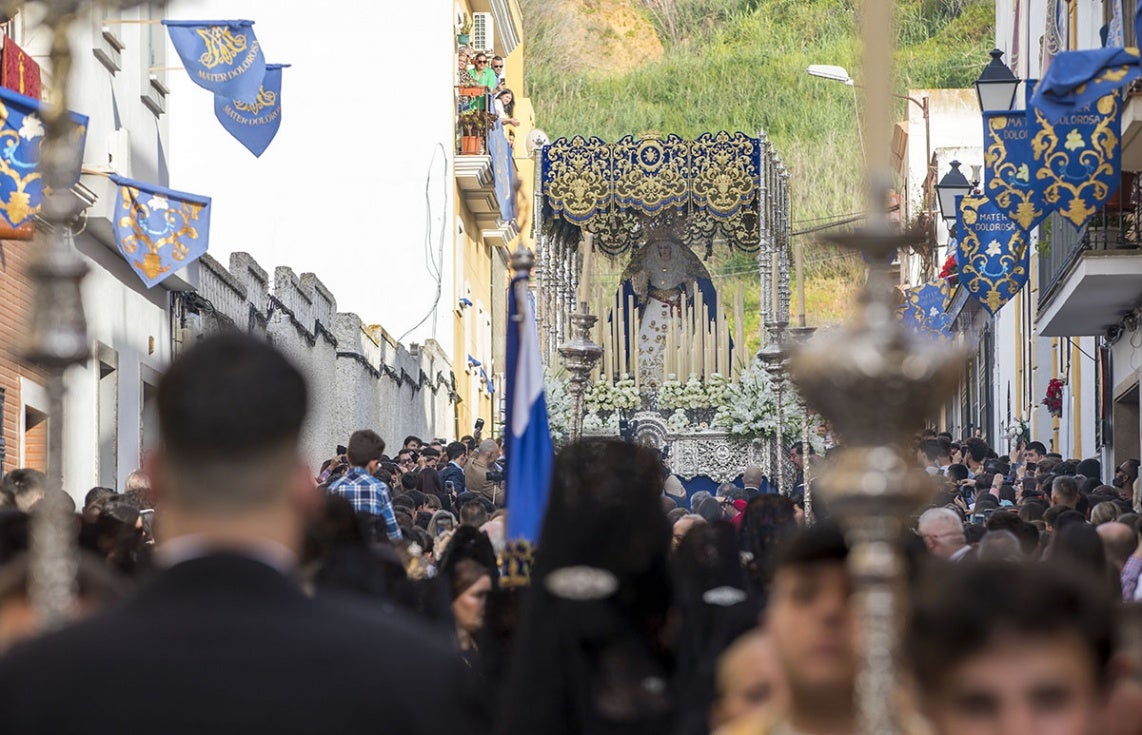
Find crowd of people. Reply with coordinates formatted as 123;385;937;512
0;333;1141;735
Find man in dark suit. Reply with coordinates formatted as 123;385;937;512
0;333;474;735
440;440;469;497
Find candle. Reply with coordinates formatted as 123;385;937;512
795;239;807;328
629;294;640;389
617;294;627;382
734;285;745;378
770;251;780;323
578;232;593;309
695;289;706;379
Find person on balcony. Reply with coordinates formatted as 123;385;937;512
456;47;479;112
469;52;497;110
493;88;520;128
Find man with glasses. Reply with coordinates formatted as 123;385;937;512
491;55;506;87
917;507;971;561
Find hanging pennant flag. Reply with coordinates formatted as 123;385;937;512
0;86;88;231
214;63;288;157
162;20;266;104
983;108;1050;231
900;279;953;340
110;175;211;288
1029;89;1123;228
1030;48;1139;121
487;120;517;223
956;194;1030;315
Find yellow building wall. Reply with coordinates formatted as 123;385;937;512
453;202;495;437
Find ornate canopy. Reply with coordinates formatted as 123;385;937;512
541;131;768;256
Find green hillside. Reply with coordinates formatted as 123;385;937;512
521;0;993;338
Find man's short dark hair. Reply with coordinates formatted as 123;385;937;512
788;441;815;456
1025;441;1047;456
964;437;989;464
774;522;848;572
420;447;440;460
909;562;1112;693
1054;509;1086;531
156;334;309;511
919;439;943;464
985;510;1022;535
1042;504;1067;528
945;464;969;483
346;430;385;467
83;486;116;509
1;470;45;506
403;436;422;448
459;501;488;528
1052;475;1080;506
159;333;306;464
446;441;468;461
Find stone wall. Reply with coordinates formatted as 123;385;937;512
194;253;457;467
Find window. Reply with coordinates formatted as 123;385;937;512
140;5;168;117
97;346;118;489
141;380;159;457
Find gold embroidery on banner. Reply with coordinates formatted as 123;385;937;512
1031;93;1120;228
196;26;248;69
233;86;277;115
956;194;1029;313
117;186;206;281
984;114;1044;230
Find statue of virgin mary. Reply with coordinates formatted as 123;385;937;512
618;237;720;387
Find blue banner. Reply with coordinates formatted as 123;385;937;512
900;279;953;339
110;176;211;288
1031;48;1140;121
214;63;287;157
487;121;517;223
0;86;87;229
163;20;266;104
983;109;1050;231
1029;88;1123;229
956;194;1030;315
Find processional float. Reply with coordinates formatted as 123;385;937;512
534;131;804;491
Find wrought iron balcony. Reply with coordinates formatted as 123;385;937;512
1037;173;1142;336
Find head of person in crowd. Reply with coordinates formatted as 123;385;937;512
83;500;146;575
917;507;969;560
82;486;116;523
671;513;705;550
446;441;468;467
742;465;766;494
1022;440;1048;464
396;448;417;472
694;493;727;524
1116;459;1141;490
945;463;970;484
1097;521;1138;575
473;438;499;465
123;469;153;510
450;558;492;652
459;500;488;528
1052;475;1080;509
1;469;46;512
427;509;456;538
964;437;989;471
738;494;797;594
1076;457;1102;482
763;523;856;733
709;630;788;731
1050;522;1121;598
1092;500;1122;526
145;332;314;554
909;561;1112;735
419;446;441;468
663;475;687;504
402;435;422;452
497;440;674;734
977;529;1022;562
345;430;385;473
787;441;813;471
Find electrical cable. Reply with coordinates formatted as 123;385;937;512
399;142;449;344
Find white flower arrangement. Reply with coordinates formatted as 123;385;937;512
705;373;730;406
1003;418;1030;446
544;367;572;444
583;410;620;434
666;408;690;433
585;374;641;413
658;376;685;410
713;362;780;439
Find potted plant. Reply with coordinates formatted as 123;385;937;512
457;13;472;45
458;110;495;155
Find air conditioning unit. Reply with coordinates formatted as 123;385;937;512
472;12;494;53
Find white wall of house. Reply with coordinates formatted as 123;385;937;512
165;0;458;353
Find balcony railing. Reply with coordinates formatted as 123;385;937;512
1039;173;1142;309
457;87;495;156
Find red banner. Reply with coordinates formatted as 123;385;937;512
2;36;41;101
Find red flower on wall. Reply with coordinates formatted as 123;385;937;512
1043;378;1065;418
939;253;958;286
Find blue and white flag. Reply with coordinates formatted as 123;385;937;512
163;20;266;104
214;63;288;157
0;85;88;229
504;256;555;544
110;175;212;288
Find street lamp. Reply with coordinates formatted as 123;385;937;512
974;48;1021;113
807;64;854;85
935;160;972;223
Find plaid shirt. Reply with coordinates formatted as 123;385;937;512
328;467;401;541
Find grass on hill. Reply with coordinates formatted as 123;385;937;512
521;0;993;347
